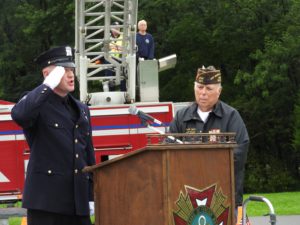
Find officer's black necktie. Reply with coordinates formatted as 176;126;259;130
62;96;79;122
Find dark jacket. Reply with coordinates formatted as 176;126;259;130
169;101;249;206
11;84;95;216
136;32;154;59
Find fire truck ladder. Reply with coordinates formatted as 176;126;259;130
75;0;138;104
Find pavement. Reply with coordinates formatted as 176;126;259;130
249;215;300;225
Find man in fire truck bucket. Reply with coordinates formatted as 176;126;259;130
168;66;249;210
11;46;95;225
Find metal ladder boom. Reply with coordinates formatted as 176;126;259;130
75;0;138;103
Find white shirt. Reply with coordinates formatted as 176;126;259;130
197;107;211;122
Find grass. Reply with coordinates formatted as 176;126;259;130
243;191;300;216
2;192;300;224
6;216;95;225
1;202;95;225
8;218;22;225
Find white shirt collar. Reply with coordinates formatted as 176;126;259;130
197;107;211;122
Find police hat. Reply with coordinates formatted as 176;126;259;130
34;46;75;68
195;65;221;85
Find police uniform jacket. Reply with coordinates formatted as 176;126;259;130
169;101;249;206
11;84;95;216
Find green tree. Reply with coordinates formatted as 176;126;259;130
0;0;74;101
293;91;300;177
235;0;300;192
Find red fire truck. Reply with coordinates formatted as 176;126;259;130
0;0;178;203
0;100;175;203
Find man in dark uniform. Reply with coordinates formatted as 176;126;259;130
11;46;95;225
169;66;249;209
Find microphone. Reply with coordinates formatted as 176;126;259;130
128;105;183;144
128;105;163;125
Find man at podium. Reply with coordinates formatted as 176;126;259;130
168;65;249;209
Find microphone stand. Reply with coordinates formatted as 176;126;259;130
140;117;183;144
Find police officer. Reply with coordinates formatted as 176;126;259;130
169;66;249;208
11;46;95;225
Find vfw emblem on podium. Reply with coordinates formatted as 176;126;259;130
173;184;230;225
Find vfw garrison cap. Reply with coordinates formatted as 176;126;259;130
34;46;75;68
195;65;221;85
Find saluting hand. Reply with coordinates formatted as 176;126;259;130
43;66;65;89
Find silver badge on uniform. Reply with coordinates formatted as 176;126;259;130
65;46;72;56
82;110;88;121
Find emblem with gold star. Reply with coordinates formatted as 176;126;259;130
173;184;230;225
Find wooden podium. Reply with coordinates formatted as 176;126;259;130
87;135;237;225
